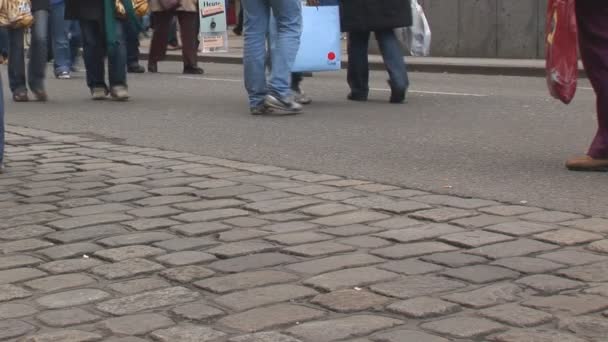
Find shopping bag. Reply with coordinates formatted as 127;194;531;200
0;0;9;27
270;6;341;73
545;0;578;104
401;0;431;56
7;0;33;29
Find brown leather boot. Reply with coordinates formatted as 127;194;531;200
565;155;608;172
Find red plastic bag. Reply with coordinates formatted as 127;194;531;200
545;0;578;104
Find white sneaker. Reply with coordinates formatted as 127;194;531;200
91;87;108;100
110;86;129;101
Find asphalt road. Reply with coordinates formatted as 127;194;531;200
3;62;606;216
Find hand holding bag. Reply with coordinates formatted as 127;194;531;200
545;0;578;104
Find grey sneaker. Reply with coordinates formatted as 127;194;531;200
110;86;129;101
91;87;108;100
250;105;273;115
264;94;302;114
293;89;312;105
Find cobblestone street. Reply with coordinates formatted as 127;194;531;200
1;125;608;341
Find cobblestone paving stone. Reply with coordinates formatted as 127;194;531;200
1;126;608;341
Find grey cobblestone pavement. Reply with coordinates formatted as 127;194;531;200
1;125;607;341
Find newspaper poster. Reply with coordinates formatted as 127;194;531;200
199;0;228;53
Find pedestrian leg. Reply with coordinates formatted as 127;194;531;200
375;29;408;103
176;11;200;73
148;11;173;72
346;31;371;101
7;28;27;99
80;20;107;94
242;0;271;109
267;0;302;100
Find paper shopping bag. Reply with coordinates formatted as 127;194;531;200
545;0;578;104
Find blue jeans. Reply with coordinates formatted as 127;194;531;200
243;0;302;107
8;10;49;93
80;19;127;90
51;2;80;74
347;29;409;98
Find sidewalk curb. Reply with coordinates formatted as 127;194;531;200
140;53;587;78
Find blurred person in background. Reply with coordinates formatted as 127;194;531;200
65;0;130;100
340;0;411;104
8;0;50;102
50;0;81;79
148;0;203;74
566;2;608;171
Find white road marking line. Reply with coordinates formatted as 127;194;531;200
579;87;594;91
180;76;489;97
371;88;488;97
178;76;242;82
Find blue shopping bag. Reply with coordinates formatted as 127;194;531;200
270;6;342;73
292;6;341;72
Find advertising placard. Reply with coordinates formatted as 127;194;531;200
199;0;228;53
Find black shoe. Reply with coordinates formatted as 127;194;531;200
183;66;204;75
347;93;368;102
128;64;146;73
388;80;406;104
233;26;243;36
147;63;158;73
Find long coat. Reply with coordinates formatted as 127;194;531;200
65;0;104;22
149;0;198;12
340;0;412;32
32;0;50;12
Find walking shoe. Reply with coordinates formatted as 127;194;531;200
147;63;158;73
12;91;28;102
264;94;302;114
91;87;108;100
347;93;368;102
250;105;273;115
128;63;146;73
32;89;48;102
56;71;71;79
566;155;608;172
183;66;204;75
110;86;129;101
388;80;406;104
293;89;312;105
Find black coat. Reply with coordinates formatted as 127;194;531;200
65;0;104;22
340;0;412;32
32;0;50;12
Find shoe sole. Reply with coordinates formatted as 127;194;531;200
111;96;130;102
566;165;608;172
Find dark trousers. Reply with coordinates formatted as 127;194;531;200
577;2;608;159
80;19;127;90
149;11;198;68
126;19;141;66
347;29;408;98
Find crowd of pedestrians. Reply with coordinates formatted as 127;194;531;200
0;0;607;173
